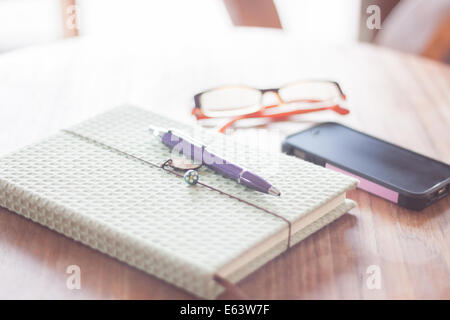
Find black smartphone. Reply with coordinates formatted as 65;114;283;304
282;122;450;211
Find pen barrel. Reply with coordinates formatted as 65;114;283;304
161;131;271;193
162;131;243;180
162;131;204;163
202;151;241;180
205;160;271;194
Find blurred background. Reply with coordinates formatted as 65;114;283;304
0;0;449;63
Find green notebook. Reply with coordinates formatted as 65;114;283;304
0;105;357;298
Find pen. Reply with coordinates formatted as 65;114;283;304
148;126;281;196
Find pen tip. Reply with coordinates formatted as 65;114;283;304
269;186;281;197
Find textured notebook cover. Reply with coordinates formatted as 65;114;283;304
0;105;357;298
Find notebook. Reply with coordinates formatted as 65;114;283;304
0;105;357;299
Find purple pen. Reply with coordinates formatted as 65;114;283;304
149;126;281;196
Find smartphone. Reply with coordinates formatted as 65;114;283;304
282;122;450;211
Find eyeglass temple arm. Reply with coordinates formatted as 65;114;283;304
218;104;349;133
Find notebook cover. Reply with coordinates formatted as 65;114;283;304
0;105;357;298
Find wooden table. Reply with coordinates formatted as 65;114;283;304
0;31;449;299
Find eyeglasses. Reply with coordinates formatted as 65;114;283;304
192;80;349;133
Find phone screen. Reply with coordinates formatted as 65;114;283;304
284;122;450;194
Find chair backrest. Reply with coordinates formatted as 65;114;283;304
374;0;450;62
223;0;282;28
421;12;450;62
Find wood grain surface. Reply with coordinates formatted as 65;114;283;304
0;31;448;299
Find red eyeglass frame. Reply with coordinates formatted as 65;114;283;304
192;81;350;133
